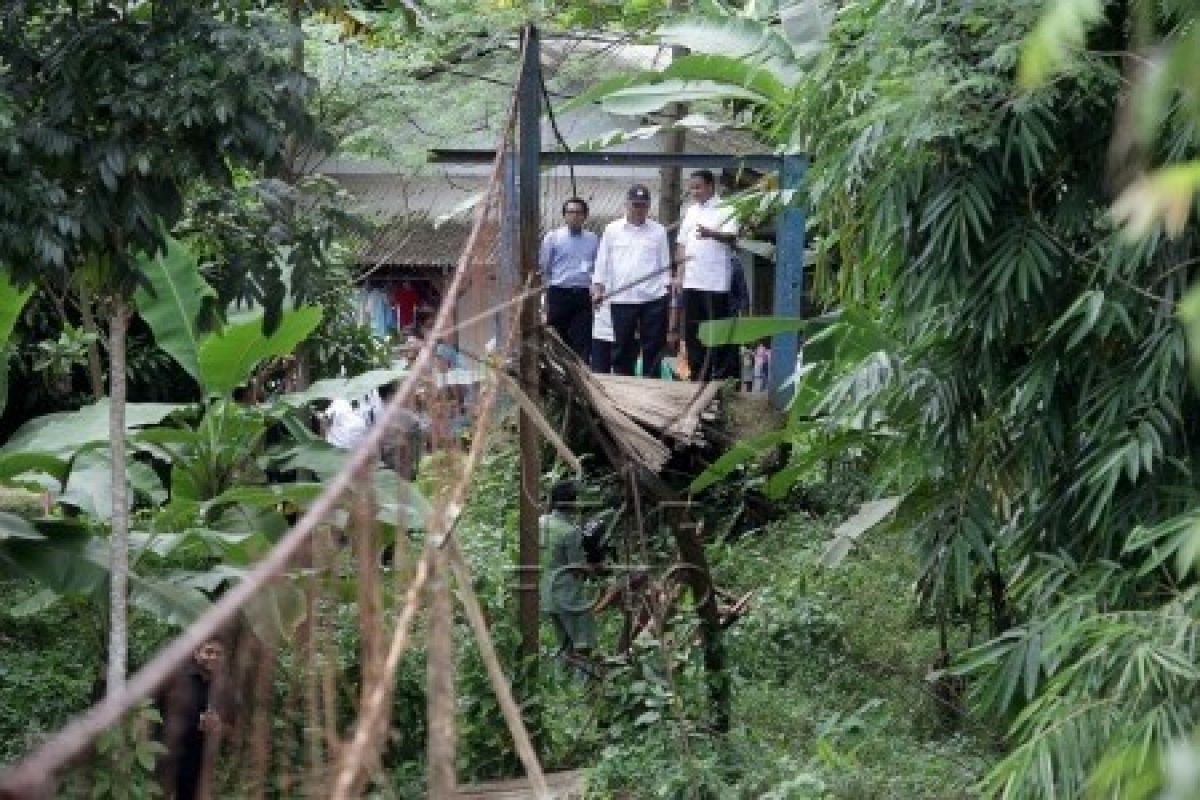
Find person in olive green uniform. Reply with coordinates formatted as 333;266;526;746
540;481;596;661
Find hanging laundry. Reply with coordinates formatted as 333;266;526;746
393;280;420;329
366;287;392;338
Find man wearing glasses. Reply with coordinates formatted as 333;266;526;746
540;196;599;360
592;184;672;377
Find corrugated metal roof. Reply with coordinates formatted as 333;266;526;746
333;173;661;267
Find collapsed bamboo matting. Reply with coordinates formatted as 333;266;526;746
540;334;723;472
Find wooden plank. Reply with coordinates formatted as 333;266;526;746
455;769;584;799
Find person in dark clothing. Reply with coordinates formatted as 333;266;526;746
720;253;751;379
158;639;226;800
540;197;600;361
729;253;750;316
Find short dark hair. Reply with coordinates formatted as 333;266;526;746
562;197;589;216
549;480;578;510
690;169;716;187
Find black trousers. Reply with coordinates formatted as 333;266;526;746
590;339;614;373
683;288;735;380
546;286;593;361
611;296;669;377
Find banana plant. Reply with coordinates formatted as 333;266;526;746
0;236;418;638
688;309;894;495
559;0;832;150
0;267;35;417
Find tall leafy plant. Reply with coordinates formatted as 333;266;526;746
0;238;354;649
0;0;320;694
606;0;1200;794
784;2;1200;796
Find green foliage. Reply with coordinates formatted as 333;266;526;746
30;324;98;393
0;241;377;643
1020;0;1200;236
1;401;182;458
133;237;218;388
769;1;1200;795
602;79;771;116
0;2;320;310
582;0;832;134
0;583;99;765
296;283;393;383
697;316;806;347
87;702;166;799
1018;0;1105;88
608;0;1200;793
586;506;990;799
818;497;900;568
0;271;32;416
197;307;322;396
183;175;365;326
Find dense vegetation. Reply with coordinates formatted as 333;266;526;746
793;4;1200;796
616;0;1200;796
4;0;1200;798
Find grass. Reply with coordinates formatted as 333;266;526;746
582;502;997;799
0;582;100;766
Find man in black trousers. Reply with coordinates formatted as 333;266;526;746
540;197;599;360
676;169;740;380
592;184;672;377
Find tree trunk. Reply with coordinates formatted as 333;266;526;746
665;497;729;732
661;17;689;347
283;0;305;182
106;296;131;695
658;0;689;231
426;544;457;798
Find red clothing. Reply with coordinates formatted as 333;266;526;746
392;285;420;328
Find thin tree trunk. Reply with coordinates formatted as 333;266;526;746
283;0;304;182
661;18;689;346
427;543;457;799
106;295;131;695
658;0;689;230
285;0;315;393
665;498;729;732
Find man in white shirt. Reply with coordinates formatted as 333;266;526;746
592;184;672;377
676;169;739;380
539;197;600;360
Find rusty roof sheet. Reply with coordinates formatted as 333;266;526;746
333;173;660;267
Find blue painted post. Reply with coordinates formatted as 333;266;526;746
770;155;807;408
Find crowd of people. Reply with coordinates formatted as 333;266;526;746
540;171;771;389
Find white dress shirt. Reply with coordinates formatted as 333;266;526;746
679;195;738;292
593;217;671;304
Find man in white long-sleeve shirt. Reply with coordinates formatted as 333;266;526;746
676;169;739;380
591;184;672;377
